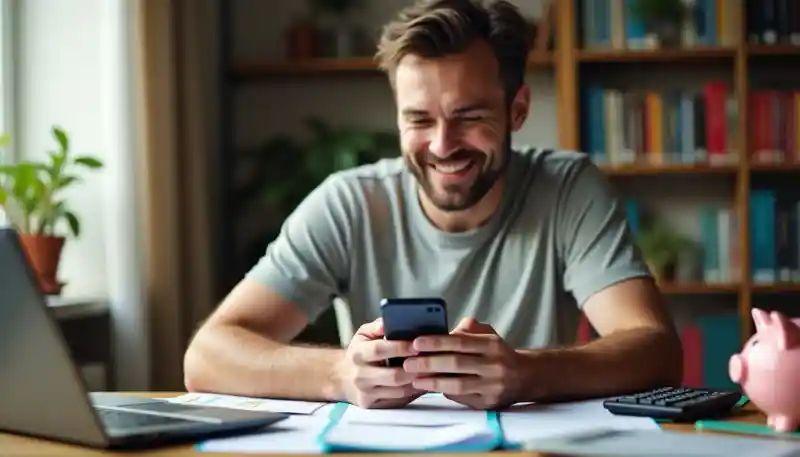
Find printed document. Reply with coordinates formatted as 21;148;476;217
340;393;487;426
197;415;329;454
162;392;328;415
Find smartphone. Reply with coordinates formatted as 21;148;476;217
380;297;448;367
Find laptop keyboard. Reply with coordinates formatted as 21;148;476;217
96;408;196;429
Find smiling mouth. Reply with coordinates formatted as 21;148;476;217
430;159;475;176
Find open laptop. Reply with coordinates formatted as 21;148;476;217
0;227;289;449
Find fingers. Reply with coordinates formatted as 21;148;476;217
354;339;418;364
403;354;485;375
412;333;496;354
354;365;418;388
412;375;490;396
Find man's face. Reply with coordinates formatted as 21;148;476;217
394;40;527;212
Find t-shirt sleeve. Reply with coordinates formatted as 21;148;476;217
556;159;652;308
245;174;356;322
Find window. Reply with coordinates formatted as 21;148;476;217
0;0;14;165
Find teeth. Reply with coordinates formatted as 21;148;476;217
434;160;472;173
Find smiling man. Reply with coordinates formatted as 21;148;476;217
184;0;682;410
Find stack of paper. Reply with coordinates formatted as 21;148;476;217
186;392;662;453
198;415;330;454
498;398;661;447
324;394;501;452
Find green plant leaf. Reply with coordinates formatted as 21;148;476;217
74;156;103;168
56;175;80;189
53;126;69;152
64;211;80;237
0;186;6;205
0;133;11;147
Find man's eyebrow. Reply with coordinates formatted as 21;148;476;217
452;103;491;114
401;103;491;117
401;108;428;117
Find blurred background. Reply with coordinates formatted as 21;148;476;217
0;0;798;395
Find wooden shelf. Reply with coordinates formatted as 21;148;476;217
748;45;800;56
578;47;736;63
752;283;800;293
231;53;552;80
749;162;800;172
658;282;740;294
599;163;739;176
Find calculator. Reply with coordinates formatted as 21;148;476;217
602;386;743;422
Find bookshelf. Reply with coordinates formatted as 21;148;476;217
557;0;800;351
214;0;799;350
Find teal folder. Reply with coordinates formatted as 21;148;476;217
315;402;505;452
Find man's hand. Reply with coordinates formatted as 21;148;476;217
404;318;524;409
335;319;425;408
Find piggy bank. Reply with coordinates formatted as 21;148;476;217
729;308;800;433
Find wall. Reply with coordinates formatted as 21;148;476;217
15;0;150;391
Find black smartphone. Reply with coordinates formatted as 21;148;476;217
380;297;449;367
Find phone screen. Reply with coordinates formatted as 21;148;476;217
380;298;448;367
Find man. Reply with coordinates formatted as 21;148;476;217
184;0;682;410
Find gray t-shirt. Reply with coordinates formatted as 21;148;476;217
247;147;651;348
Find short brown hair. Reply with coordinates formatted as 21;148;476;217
375;0;534;100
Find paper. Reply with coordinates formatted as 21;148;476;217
340;393;487;426
498;398;660;445
324;421;497;452
197;415;329;454
162;392;328;415
523;428;800;457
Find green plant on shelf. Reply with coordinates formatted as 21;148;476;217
635;222;694;282
0;126;103;238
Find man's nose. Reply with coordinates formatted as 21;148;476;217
428;123;460;157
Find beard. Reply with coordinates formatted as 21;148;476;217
405;133;510;212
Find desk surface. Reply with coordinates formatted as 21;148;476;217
0;392;767;456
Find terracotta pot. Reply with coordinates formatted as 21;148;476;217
19;233;65;295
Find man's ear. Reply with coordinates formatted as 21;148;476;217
509;85;531;132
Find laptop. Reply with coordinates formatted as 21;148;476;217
0;227;289;449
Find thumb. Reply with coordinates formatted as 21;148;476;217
351;318;384;342
452;317;493;334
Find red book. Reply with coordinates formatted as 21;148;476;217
781;91;796;162
749;91;769;163
703;81;728;162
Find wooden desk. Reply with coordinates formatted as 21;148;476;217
0;392;767;456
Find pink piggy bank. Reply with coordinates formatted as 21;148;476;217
729;308;800;433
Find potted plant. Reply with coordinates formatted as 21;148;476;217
308;0;366;57
629;0;691;47
0;126;103;295
636;222;694;283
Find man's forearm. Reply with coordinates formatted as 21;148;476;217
517;327;683;402
184;324;346;401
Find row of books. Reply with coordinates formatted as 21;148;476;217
750;189;800;284
747;0;800;46
625;191;800;285
625;199;740;285
750;90;800;165
581;0;738;51
581;81;737;166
